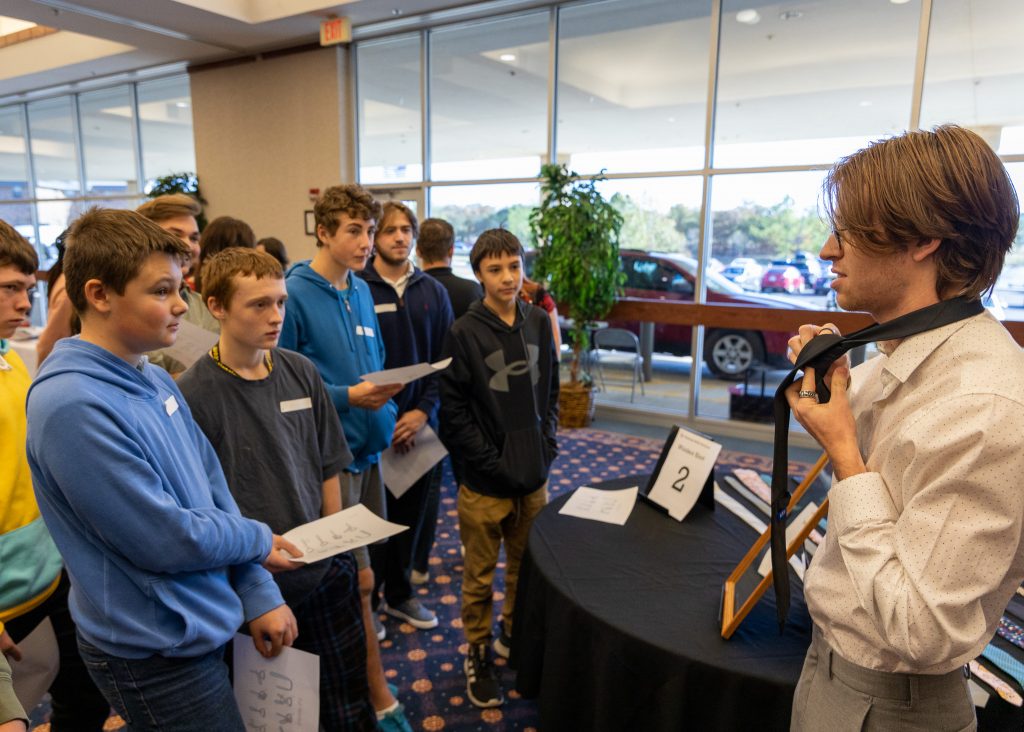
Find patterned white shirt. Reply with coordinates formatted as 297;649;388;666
804;311;1024;673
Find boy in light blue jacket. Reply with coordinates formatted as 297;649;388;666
26;208;301;732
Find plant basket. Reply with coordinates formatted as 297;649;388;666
559;381;595;428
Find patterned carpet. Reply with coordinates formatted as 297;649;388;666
28;427;799;732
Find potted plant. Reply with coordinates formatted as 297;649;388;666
146;172;208;230
530;163;624;427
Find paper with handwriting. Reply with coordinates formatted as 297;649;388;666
360;357;452;386
558;485;638;526
281;504;407;564
233;635;319;732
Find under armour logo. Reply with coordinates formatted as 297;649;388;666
485;345;540;392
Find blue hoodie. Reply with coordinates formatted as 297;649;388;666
280;261;397;471
26;338;282;660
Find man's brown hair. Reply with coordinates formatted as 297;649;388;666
0;219;39;275
64;208;189;314
201;247;283;311
194;216;256;290
313;184;381;246
380;201;419;238
136;193;202;224
823;124;1019;300
416;218;455;264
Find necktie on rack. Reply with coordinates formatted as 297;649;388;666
981;643;1024;693
770;296;985;631
997;615;1024;652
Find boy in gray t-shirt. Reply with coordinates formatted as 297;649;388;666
179;249;384;731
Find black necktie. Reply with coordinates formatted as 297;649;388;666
770;296;984;631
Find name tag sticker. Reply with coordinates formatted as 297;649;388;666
164;395;179;416
280;397;313;414
374;303;397;314
355;325;375;338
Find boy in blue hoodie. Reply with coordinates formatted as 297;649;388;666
439;229;559;709
358;201;453;635
279;184;408;729
26;208;301;732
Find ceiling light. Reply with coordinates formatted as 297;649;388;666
890;0;911;4
736;9;760;24
499;53;516;62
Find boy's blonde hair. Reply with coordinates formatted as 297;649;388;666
64;208;189;314
201;247;283;310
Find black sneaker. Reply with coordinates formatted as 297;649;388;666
492;627;512;660
464;643;503;708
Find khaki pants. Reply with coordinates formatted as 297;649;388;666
791;627;976;731
458;484;547;646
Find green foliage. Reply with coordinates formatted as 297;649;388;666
611;193;688;254
530;164;624;384
431;203;533;247
146;172;208;230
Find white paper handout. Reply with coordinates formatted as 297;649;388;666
233;634;320;732
282;504;407;564
10;617;59;711
559;485;638;526
380;424;448;499
646;428;722;521
160;319;219;369
360;357;452;386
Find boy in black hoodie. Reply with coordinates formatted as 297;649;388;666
439;229;559;709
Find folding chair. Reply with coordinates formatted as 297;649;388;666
592;327;645;402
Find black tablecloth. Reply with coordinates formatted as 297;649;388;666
512;476;813;731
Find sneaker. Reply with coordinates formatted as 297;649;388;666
492;627;512;660
376;703;412;732
464;643;503;708
385;598;438;629
410;569;430;585
371;611;386;641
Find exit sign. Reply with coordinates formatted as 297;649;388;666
320;17;351;46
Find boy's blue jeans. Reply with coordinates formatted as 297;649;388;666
76;636;244;731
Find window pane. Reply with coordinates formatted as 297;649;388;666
920;0;1024;155
137;76;195;187
697;170;829;419
428;183;539;274
80;86;139;195
558;0;712;174
358;34;423;184
430;13;549;181
714;0;919;167
0;202;36;247
995;162;1024;320
589;177;704;414
0;106;30;200
27;97;81;197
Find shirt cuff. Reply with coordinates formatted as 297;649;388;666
828;471;899;535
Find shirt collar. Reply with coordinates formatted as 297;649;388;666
876;312;983;390
381;260;415;290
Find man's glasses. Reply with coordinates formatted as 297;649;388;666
831;228;845;253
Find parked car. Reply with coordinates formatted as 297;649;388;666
812;270;836;295
614;250;811;378
761;261;805;293
722;259;763;291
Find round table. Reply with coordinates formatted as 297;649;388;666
511;476;814;731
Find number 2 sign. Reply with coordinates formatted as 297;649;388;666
642;426;721;521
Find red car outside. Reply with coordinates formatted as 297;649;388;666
611;250;811;379
760;261;806;294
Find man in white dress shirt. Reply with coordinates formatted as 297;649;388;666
786;125;1024;731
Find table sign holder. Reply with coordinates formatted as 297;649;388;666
640;425;719;521
720;453;830;639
